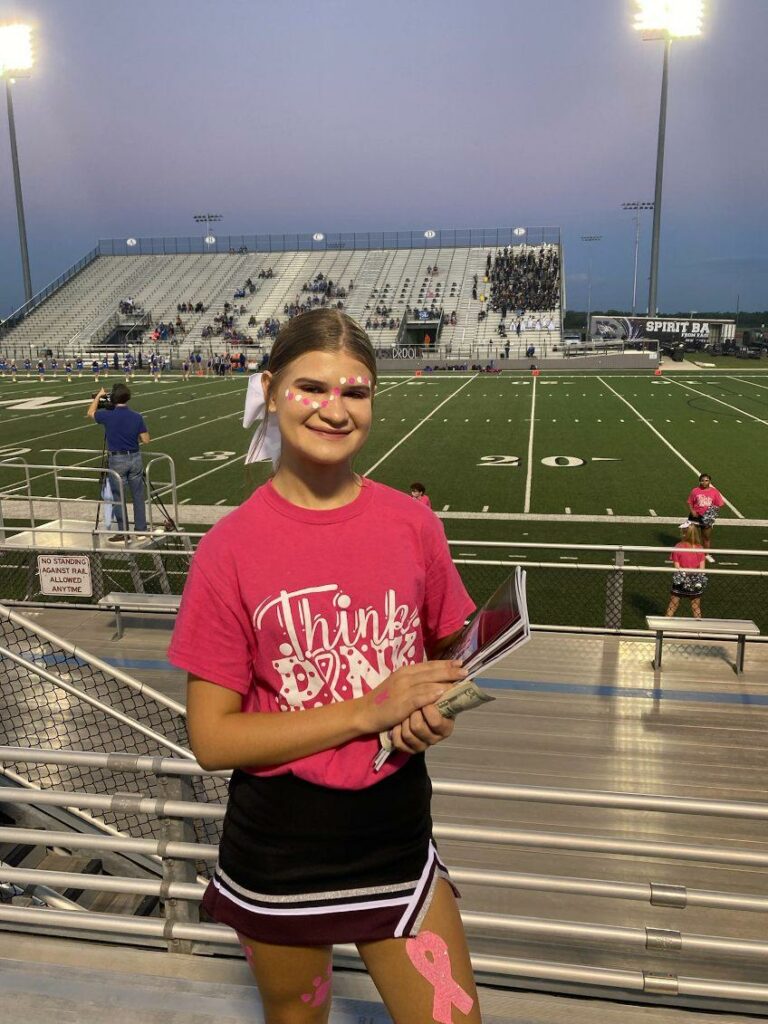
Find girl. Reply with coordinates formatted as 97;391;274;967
168;309;482;1024
666;523;707;618
686;473;724;563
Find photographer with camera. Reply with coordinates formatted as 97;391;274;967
87;383;150;543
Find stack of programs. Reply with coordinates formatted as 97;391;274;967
373;566;530;770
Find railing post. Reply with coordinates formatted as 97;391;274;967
605;548;625;629
157;773;200;954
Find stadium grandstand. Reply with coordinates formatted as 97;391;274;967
0;229;565;367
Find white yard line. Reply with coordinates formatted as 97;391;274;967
363;375;478;476
0;407;244;496
665;377;768;426
154;452;248;496
523;375;537;513
734;376;768;393
597;377;745;519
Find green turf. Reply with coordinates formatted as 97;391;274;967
2;369;767;535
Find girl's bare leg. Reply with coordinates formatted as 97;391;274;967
238;933;333;1024
357;879;482;1023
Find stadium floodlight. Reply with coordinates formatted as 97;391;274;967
513;227;526;237
313;232;325;241
0;23;34;303
634;0;704;38
194;213;223;248
634;1;705;315
126;237;137;247
621;201;654;315
0;23;34;74
424;229;436;239
581;235;602;338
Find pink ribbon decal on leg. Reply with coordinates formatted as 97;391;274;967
405;931;474;1023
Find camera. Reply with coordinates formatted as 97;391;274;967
92;389;116;411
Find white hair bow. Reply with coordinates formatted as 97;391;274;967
243;373;282;467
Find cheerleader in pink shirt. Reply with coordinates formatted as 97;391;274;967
169;309;481;1024
666;523;707;618
686;473;725;563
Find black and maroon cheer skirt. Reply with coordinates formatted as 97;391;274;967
202;752;455;946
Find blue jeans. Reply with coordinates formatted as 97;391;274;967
108;452;147;532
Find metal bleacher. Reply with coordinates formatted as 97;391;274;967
1;598;766;1023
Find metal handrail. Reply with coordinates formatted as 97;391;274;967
0;646;190;758
0;904;766;1002
0;604;187;716
2;746;766;821
2;859;766;915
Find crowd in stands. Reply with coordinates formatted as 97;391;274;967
284;295;345;320
257;268;275;278
256;317;281;341
488;246;560;314
149;321;177;342
301;273;348;299
408;305;443;322
177;301;206;314
118;297;143;315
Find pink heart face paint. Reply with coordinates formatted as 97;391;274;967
300;962;332;1007
405;931;474;1024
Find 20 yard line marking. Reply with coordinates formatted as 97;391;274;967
665;377;768;426
597;377;745;518
363;375;478;476
523;375;537;514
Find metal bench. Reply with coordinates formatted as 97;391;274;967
646;616;760;674
98;592;182;639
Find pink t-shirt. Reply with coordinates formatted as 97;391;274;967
672;542;705;570
687;486;724;516
415;494;432;509
168;478;474;790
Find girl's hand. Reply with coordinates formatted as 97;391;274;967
356;661;467;736
389;704;455;754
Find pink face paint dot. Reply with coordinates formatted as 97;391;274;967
348;376;356;384
300;994;311;1004
332;387;340;396
321;399;329;408
373;690;390;705
302;397;311;406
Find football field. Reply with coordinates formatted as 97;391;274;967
1;369;768;557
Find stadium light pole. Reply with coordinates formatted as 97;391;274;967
0;23;35;304
193;213;223;249
634;1;705;317
581;235;601;338
621;201;654;315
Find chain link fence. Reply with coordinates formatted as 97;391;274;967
1;535;766;634
0;608;227;874
455;560;768;635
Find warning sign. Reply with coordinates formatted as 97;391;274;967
37;554;93;597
